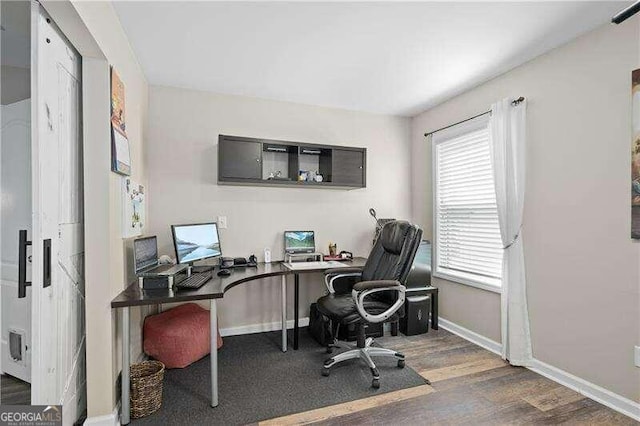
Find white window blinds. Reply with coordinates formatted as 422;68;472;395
433;118;503;288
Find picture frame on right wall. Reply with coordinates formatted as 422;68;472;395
632;69;640;239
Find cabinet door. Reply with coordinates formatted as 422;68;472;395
219;138;262;180
332;149;365;187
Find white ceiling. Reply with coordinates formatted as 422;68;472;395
113;1;628;117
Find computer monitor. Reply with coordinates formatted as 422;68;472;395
134;236;159;274
284;231;316;254
171;222;222;265
406;240;432;289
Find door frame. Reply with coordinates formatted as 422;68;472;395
29;0;44;403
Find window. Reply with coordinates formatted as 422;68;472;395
432;116;503;292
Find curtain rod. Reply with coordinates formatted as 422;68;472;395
423;96;525;137
612;1;640;24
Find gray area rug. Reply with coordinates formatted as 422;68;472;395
133;328;427;425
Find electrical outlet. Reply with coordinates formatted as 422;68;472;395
218;216;227;229
635;346;640;368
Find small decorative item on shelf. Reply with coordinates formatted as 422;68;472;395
307;170;316;182
329;242;337;257
268;170;287;180
314;173;323;182
298;171;308;181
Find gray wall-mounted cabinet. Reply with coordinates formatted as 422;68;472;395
332;149;365;187
218;137;262;180
218;135;366;189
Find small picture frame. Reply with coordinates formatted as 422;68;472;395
111;67;131;176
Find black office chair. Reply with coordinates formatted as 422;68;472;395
316;220;423;388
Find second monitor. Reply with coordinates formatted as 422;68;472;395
172;222;222;272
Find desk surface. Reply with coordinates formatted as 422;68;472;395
111;257;367;308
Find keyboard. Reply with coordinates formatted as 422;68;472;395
176;272;213;289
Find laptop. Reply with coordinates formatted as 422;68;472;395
134;236;185;277
284;231;316;254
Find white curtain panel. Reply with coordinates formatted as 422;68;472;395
489;98;532;366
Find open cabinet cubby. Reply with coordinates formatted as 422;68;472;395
218;135;366;189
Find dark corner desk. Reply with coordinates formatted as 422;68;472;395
111;258;367;425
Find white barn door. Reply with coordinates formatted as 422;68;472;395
31;5;85;423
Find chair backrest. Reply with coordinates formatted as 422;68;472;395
362;220;423;285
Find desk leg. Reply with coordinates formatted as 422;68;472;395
281;275;287;352
431;290;439;330
210;300;218;407
294;273;299;350
121;307;130;425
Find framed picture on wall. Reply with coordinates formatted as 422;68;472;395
122;177;145;238
111;67;131;176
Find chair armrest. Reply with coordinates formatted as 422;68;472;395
324;269;362;294
351;280;405;324
353;280;401;291
324;267;363;276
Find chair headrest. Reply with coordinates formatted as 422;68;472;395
380;221;415;255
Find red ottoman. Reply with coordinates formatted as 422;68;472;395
143;303;223;369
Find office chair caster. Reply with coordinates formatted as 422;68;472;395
397;359;405;368
370;367;380;389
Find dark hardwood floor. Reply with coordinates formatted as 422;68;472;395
1;374;30;405
260;328;636;425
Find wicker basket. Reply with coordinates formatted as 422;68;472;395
130;360;165;418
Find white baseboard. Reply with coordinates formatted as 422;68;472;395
438;317;640;422
84;405;120;426
438;317;502;356
528;359;640;422
219;317;310;337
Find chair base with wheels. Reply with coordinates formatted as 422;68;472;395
321;323;406;389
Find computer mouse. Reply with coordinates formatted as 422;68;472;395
217;269;232;277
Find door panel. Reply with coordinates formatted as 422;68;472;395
0;99;32;382
332;149;364;187
32;6;85;422
219;138;262;179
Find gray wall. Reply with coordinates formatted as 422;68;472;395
1;66;30;105
1;1;30;105
411;19;640;402
146;85;412;331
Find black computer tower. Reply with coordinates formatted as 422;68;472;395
400;292;431;336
